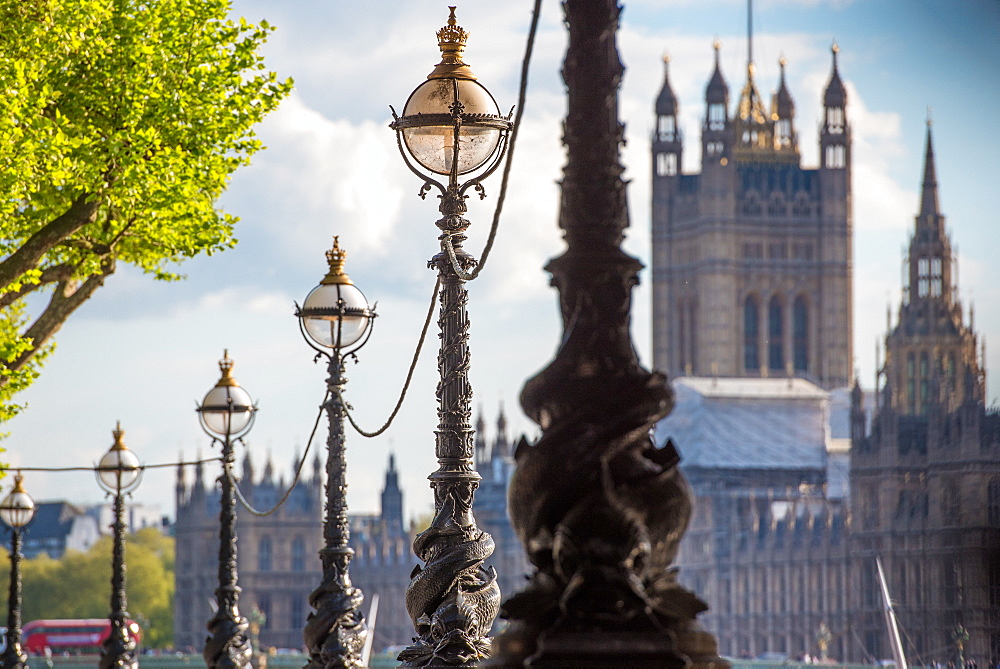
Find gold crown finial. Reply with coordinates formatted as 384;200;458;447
428;6;476;80
112;421;127;451
663;52;670;65
11;471;26;494
779;54;787;68
321;236;354;286
216;349;239;387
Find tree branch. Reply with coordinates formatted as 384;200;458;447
0;264;76;310
2;258;117;376
0;194;101;292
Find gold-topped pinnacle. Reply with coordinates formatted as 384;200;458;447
216;349;240;388
320;236;355;286
428;6;477;80
779;54;787;69
11;471;26;494
111;421;127;451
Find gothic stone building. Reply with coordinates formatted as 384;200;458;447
651;44;852;389
657;115;1000;666
173;452;412;653
472;407;532;610
657;377;853;661
849;125;1000;665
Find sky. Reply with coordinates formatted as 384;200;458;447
4;0;999;524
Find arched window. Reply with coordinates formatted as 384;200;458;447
768;296;784;371
989;478;1000;526
946;352;956;392
920;351;929;411
258;536;272;572
793;296;808;372
658;115;676;141
708;103;726;130
906;352;916;414
292;536;306;572
826;107;844;133
656;152;677;176
677;298;687;374
688;301;697;374
744;296;760;371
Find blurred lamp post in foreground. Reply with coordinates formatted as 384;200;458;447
298;237;375;669
0;472;35;669
198;350;258;669
96;423;142;669
389;7;512;665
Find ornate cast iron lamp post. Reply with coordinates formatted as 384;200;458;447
297;237;375;669
96;423;142;669
489;1;725;667
0;473;36;669
389;7;512;666
197;350;258;669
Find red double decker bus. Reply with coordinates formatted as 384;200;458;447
23;619;141;655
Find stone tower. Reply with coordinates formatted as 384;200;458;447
651;43;853;389
850;122;1000;666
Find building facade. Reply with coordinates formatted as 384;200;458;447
1;501;102;559
173;452;412;654
651;44;852;389
849;125;1000;665
472;407;532;610
657;377;853;661
658;119;1000;667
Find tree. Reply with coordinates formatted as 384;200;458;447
0;528;176;648
0;0;292;423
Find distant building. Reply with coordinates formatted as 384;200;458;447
849;124;1000;665
656;119;1000;668
1;501;102;559
84;502;166;535
173;452;412;653
650;42;852;389
657;377;852;660
473;407;532;610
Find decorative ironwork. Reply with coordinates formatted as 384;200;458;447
397;182;500;668
203;441;252;669
390;9;512;666
2;529;27;669
100;491;138;669
198;352;255;669
487;1;726;667
303;351;368;669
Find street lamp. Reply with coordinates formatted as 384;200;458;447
0;472;36;669
96;422;142;669
197;350;257;669
389;7;512;666
297;236;375;669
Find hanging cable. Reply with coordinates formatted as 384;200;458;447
228;389;328;517
343;277;439;438
11;456;222;473
443;0;542;281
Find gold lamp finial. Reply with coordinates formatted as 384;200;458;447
11;471;26;494
428;6;476;80
216;349;239;388
321;236;355;286
111;421;127;451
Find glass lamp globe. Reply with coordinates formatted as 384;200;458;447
96;423;142;494
300;237;373;350
301;281;372;349
401;78;503;176
198;350;255;437
0;473;35;529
